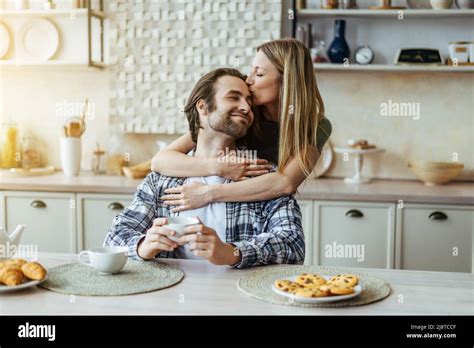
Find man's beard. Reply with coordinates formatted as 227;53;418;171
208;107;249;139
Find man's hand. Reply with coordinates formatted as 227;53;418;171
137;218;178;260
177;219;241;266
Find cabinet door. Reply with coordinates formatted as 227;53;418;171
396;204;473;273
0;192;5;229
77;194;133;251
4;191;76;253
314;201;395;269
297;200;313;265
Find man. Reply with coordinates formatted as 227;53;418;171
104;68;304;268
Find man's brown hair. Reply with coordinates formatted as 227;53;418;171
184;68;247;143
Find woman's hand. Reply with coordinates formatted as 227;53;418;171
214;155;272;181
160;182;212;212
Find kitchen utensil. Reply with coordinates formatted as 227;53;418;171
408;161;464;186
0;22;11;59
394;48;442;65
430;0;454;9
334;146;385;184
312;141;333;178
60;137;81;176
456;0;474;8
18;18;59;61
407;0;431;8
78;246;128;275
449;41;470;63
66;121;82;137
0;165;55;177
0;225;26;256
271;275;363;303
79;98;88;136
163;217;200;242
122;160;151;179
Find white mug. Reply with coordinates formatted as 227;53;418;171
60;137;81;177
163;217;199;242
78;246;128;274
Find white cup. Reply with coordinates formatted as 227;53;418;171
163;217;199;242
78;246;128;274
60;137;81;177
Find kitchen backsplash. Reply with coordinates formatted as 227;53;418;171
0;1;472;181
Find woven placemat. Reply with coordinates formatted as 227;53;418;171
40;260;184;296
237;265;391;308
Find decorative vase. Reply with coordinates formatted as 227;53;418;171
327;20;350;64
455;0;474;9
430;0;454;9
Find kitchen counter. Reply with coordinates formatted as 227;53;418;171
0;171;473;204
0;253;472;315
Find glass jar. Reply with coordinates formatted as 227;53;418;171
311;41;329;63
21;133;41;169
106;131;128;175
0;122;21;169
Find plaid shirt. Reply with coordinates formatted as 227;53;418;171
104;171;305;269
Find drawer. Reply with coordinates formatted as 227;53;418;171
396;204;473;273
314;201;395;269
3;191;76;253
77;194;133;251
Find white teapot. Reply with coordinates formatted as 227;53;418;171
0;225;26;252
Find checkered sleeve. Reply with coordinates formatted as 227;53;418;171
231;196;305;268
103;173;173;261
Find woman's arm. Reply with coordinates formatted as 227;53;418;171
161;146;320;211
151;133;215;177
152;132;271;179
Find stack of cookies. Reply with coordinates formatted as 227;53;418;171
0;258;47;286
274;273;359;298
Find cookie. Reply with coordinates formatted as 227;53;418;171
295;273;326;287
330;274;359;287
294;287;328;298
274;280;302;293
328;285;355;296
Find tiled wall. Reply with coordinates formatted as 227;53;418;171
108;0;281;134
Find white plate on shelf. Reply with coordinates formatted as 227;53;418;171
0;22;11;59
272;275;363;303
18;18;59;61
0;275;47;293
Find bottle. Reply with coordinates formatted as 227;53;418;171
327;20;350;64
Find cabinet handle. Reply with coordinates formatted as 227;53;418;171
30;200;47;208
429;211;448;221
108;202;124;211
345;209;364;218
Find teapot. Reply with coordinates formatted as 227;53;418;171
0;225;26;254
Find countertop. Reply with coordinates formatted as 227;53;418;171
0;171;473;204
0;253;472;315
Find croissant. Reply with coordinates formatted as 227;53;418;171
6;258;28;268
21;262;47;281
1;269;23;286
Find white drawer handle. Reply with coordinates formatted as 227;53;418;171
108;202;124;211
429;211;448;221
345;209;363;218
30;200;47;208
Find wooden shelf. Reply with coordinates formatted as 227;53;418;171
0;9;89;16
298;9;474;18
313;63;474;72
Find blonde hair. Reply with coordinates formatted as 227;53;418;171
257;38;326;176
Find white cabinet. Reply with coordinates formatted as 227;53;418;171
77;193;133;251
396;204;473;273
297;200;313;265
313;201;396;269
2;191;76;253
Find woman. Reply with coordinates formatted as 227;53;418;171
152;38;332;212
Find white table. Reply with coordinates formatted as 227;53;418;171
0;253;472;315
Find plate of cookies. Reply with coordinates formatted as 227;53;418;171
272;273;362;303
0;258;48;293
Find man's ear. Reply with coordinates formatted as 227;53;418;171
196;99;208;116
